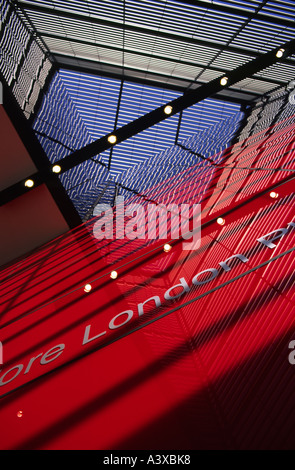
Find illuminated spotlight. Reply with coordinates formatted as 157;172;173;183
163;243;172;252
17;411;23;418
276;48;285;58
217;217;225;226
270;191;279;199
52;164;61;174
107;134;117;144
164;105;173;115
220;76;228;86
110;270;118;279
84;283;92;293
24;179;34;188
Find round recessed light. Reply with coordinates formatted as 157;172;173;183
217;217;225;226
163;243;172;252
164;105;173;115
84;284;92;293
110;270;118;279
270;191;279;199
220;76;228;86
24;179;34;188
108;134;117;144
52;164;62;174
276;48;285;59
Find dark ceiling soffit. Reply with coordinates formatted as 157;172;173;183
1;37;294;205
54;54;263;103
16;1;295;65
0;79;82;228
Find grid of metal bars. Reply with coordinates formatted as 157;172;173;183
32;67;242;217
35;68;242;171
2;0;295;223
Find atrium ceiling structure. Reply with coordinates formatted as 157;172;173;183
1;0;295;226
1;1;295;451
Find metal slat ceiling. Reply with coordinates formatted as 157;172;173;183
5;0;295;205
15;0;295;99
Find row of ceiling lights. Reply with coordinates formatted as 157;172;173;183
83;242;173;292
82;189;279;291
24;165;62;188
9;187;284;418
11;187;283;417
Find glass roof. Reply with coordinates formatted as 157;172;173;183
2;0;295;222
31;67;243;217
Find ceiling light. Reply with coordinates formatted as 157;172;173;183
84;284;92;293
163;243;172;252
52;164;61;173
217;217;225;226
164;105;173;115
220;76;228;86
110;270;118;279
270;191;279;199
24;179;34;188
108;134;117;144
276;48;285;58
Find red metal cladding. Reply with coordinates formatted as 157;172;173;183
0;117;294;449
